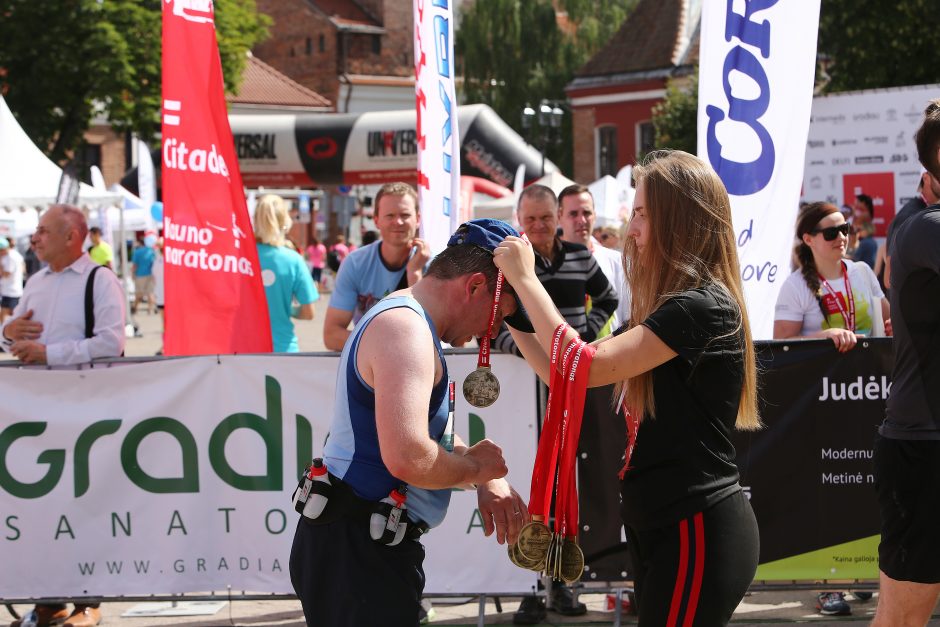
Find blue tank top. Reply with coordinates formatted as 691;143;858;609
323;295;452;528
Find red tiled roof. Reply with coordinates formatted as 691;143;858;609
310;0;381;29
576;0;684;78
229;55;332;108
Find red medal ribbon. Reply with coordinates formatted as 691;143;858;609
618;401;640;480
818;261;855;332
555;341;594;537
528;324;571;519
476;270;504;369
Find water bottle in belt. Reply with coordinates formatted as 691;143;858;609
293;458;331;520
370;484;408;545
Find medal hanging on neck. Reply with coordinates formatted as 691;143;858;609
818;260;856;332
462;270;504;408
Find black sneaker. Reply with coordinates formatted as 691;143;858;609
513;595;546;625
816;591;851;616
548;584;587;616
852;590;873;601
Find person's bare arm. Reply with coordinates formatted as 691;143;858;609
323;306;354;351
294;303;315;320
774;319;857;352
359;309;508;489
496;237;675;387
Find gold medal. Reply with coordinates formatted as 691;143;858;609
508;542;543;571
516;520;552;561
462;366;500;408
559;537;585;584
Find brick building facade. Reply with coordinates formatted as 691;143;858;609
252;0;416;112
566;0;699;183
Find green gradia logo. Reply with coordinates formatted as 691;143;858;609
0;376;316;499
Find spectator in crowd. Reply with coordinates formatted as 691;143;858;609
1;204;124;627
305;236;327;289
597;224;622;250
361;229;379;246
494;184;618;624
850;193;877;268
152;236;165;355
883;170;940;289
131;234;156;314
557;184;630;335
323;182;430;351
254;194;319;353
774;202;890;352
0;237;24;323
774;201;890;616
329;234;350;264
871;99;940;627
290;219;525;627
23;239;43;282
87;226;113;269
494;185;618;356
496;150;761;626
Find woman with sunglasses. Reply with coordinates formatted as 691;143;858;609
774;202;890;354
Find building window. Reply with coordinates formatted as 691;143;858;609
319;34;325;52
372;34;381;55
597;126;618;178
637;121;655;159
80;143;102;184
306;37;312;55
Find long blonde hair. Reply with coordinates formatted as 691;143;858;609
254;194;291;247
619;150;760;431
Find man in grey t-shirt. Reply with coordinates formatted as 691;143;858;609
871;99;940;627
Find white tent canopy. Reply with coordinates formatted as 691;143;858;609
588;174;635;228
0;95;121;237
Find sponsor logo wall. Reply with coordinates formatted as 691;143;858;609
0;354;536;598
802;83;940;236
2;341;891;599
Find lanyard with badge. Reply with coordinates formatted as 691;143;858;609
818;261;855;331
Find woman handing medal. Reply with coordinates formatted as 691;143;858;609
495;150;761;626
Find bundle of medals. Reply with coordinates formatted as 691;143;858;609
508;323;594;583
463;270;504;408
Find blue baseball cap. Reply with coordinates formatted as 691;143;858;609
447;218;519;253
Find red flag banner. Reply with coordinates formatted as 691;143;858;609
161;0;271;355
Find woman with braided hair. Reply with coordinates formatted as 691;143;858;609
774;202;890;354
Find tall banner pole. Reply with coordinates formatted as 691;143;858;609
697;1;821;339
414;0;460;252
161;0;271;355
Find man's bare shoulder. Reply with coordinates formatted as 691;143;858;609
359;305;433;358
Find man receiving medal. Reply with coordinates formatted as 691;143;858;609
290;218;529;627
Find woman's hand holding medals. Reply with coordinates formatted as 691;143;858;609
506;323;594;584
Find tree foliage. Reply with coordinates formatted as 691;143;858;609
456;0;638;175
0;0;270;164
818;0;940;92
651;73;698;157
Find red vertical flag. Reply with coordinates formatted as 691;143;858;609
161;0;271;355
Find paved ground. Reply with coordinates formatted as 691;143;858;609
3;292;940;624
4;589;934;626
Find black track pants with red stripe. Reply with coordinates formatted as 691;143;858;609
624;491;759;627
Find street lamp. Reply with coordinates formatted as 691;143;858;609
521;99;565;177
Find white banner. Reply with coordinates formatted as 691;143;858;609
0;353;537;598
414;0;461;253
802;83;940;236
697;0;821;339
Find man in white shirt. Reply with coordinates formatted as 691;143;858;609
0;204;125;368
0;237;25;322
557;184;631;333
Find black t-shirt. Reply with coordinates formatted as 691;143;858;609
620;284;745;530
881;205;940;439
